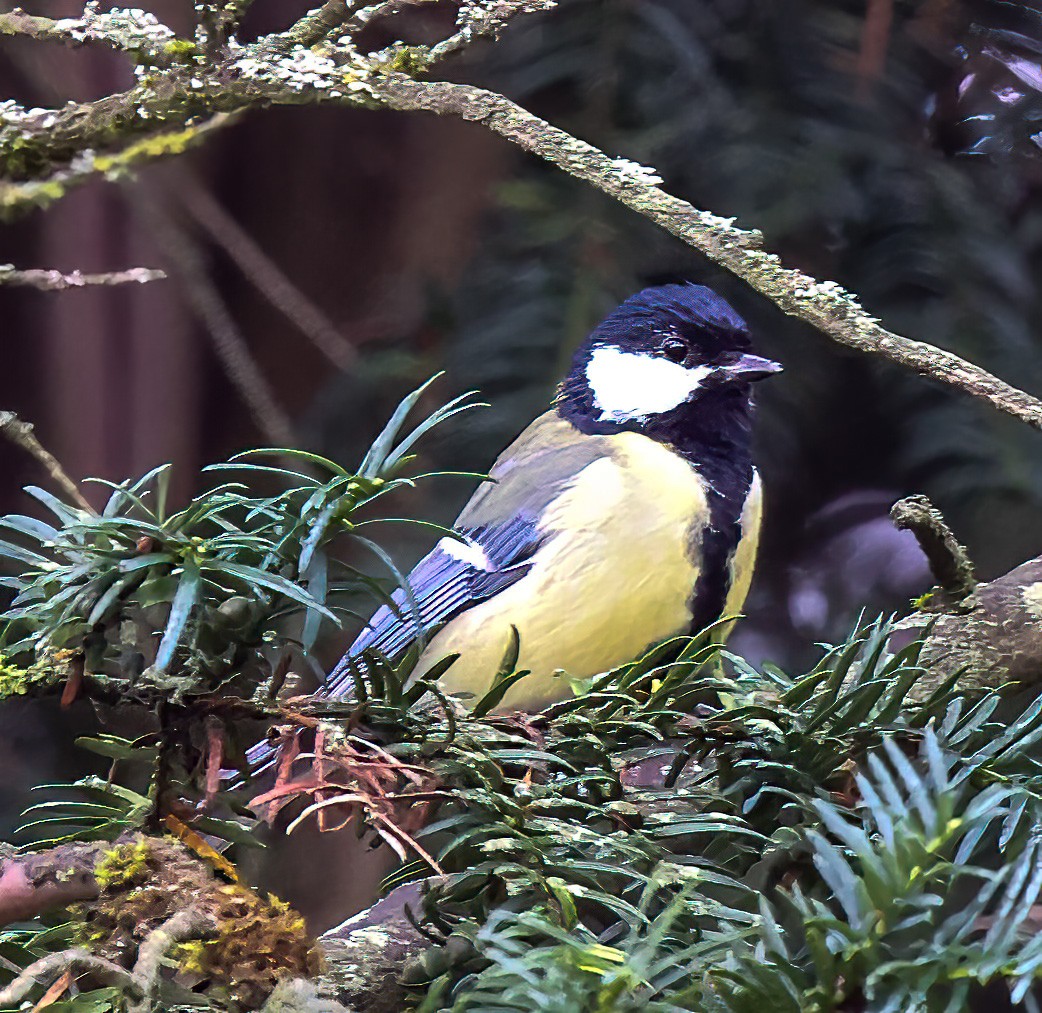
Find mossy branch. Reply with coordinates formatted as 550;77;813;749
3;0;1042;431
891;494;976;607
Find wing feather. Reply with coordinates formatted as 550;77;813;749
324;518;540;696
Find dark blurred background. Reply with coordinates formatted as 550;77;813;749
2;0;1042;927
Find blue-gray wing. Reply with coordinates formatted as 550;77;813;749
325;410;613;697
323;518;540;697
239;519;542;778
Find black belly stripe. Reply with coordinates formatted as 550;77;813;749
687;478;749;634
557;387;756;636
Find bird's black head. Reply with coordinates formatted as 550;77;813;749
557;283;781;457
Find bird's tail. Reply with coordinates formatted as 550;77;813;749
222;654;363;791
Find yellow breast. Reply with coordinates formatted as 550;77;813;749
417;431;711;709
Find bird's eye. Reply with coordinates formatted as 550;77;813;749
662;338;687;363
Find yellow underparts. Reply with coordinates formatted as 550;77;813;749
418;431;725;710
717;472;763;643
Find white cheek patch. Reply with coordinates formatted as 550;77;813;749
585;347;712;422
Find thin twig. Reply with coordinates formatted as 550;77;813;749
275;0;353;50
0;264;165;290
426;0;555;62
131;189;296;446
0;410;94;511
345;0;437;34
0;950;133;1008
173;172;355;370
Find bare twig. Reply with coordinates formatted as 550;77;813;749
0;410;94;511
0;264;165;290
173;172;355;370
0;950;133;1009
132;191;296;446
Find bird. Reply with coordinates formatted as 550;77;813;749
244;282;779;776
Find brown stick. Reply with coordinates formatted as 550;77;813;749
891;494;976;605
856;0;894;97
0;410;94;512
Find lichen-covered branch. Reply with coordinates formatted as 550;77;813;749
0;0;550;205
367;74;1042;432
0;3;180;64
0;263;165;290
4;0;1042;432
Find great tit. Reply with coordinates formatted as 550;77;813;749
325;282;780;711
240;283;778;779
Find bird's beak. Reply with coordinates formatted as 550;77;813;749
722;353;783;383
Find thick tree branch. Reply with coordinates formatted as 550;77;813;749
311;882;431;1013
0;840;105;926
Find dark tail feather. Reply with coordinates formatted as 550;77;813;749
224;661;362;791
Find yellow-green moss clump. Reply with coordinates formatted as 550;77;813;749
76;835;322;1010
161;38;198;61
94;838;152;889
0;649;74;698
